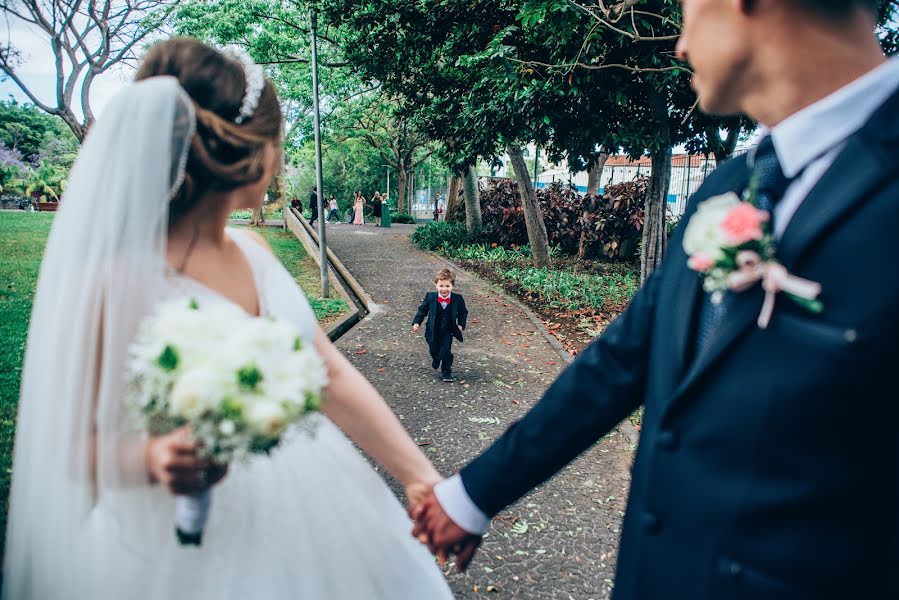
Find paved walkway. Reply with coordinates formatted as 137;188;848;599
326;223;633;599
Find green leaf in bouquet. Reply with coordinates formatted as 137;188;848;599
220;397;243;419
238;364;263;390
188;298;200;310
294;336;303;351
304;392;321;412
249;436;279;455
157;345;179;371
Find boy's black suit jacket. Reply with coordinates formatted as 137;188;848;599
458;88;899;598
413;292;467;344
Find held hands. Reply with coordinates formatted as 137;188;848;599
409;487;483;572
146;427;228;495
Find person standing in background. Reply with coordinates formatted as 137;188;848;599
308;187;318;226
372;191;383;226
353;191;365;225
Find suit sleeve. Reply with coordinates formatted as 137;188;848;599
457;296;468;329
459;265;664;517
413;293;431;326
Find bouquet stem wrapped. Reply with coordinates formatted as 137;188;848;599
175;491;211;546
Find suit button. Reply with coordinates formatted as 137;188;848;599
718;557;742;577
642;512;662;534
657;430;678;451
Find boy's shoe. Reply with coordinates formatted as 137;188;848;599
432;358;440;369
441;373;456;382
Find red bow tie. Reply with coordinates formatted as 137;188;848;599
438;296;451;305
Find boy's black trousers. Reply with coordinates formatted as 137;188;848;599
429;333;454;376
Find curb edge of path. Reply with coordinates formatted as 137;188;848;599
281;211;370;342
431;251;641;447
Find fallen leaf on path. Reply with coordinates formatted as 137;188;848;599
376;368;386;373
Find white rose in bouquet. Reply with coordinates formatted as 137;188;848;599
245;398;288;437
169;366;233;420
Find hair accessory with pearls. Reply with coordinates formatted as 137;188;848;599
221;45;264;124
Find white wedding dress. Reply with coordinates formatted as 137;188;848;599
93;228;453;599
2;77;453;600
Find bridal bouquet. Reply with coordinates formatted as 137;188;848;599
126;298;327;545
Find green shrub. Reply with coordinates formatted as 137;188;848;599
442;242;562;262
410;221;474;251
497;266;639;311
391;213;416;224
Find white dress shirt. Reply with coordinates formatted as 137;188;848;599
435;56;899;536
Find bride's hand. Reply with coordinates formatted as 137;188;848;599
146;427;228;495
405;474;442;508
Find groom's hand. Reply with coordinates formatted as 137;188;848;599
410;491;482;572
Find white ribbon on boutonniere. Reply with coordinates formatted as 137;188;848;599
683;192;823;327
726;250;823;329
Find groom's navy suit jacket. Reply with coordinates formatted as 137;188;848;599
461;88;899;599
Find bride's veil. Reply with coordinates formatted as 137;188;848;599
3;76;195;598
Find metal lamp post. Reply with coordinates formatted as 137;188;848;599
310;6;328;297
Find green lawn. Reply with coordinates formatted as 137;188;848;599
0;211;55;558
236;225;348;322
0;214;347;559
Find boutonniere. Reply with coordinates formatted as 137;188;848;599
682;190;823;328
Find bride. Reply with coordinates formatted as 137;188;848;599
3;38;451;599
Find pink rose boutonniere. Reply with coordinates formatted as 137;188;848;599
682;191;823;328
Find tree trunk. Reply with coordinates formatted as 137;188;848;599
586;147;610;195
462;165;483;236
251;205;265;227
641;145;672;283
60;111;87;142
507;146;551;268
397;165;408;214
273;164;287;227
445;176;462;222
720;125;741;161
444;175;453;206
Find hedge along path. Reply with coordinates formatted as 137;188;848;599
325;223;634;599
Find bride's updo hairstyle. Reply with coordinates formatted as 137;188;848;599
135;38;282;224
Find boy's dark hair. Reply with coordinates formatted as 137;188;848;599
435;269;455;284
795;0;882;17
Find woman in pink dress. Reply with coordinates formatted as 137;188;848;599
353;191;365;225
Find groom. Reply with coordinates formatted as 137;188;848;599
412;0;899;597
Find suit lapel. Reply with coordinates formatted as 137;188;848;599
429;293;437;331
664;159;752;393
671;284;765;401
